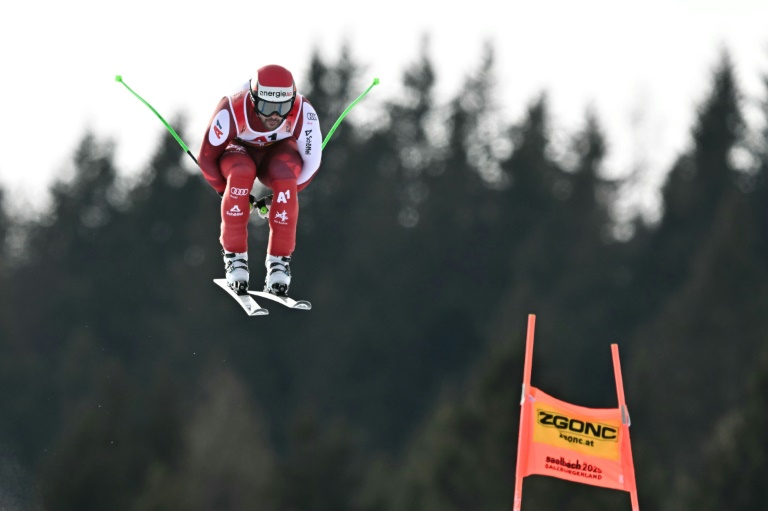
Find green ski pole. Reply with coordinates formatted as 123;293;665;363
115;75;199;165
322;77;379;149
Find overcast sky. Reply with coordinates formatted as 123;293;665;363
1;0;766;219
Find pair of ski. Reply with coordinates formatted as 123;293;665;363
213;279;311;316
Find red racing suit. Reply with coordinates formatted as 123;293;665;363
197;87;322;256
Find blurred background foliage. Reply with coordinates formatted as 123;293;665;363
0;41;767;510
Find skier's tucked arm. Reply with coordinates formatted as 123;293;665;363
197;96;236;194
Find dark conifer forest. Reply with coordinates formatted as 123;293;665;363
1;43;767;510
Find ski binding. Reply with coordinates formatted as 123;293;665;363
213;279;269;316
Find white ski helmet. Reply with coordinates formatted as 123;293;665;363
249;64;296;117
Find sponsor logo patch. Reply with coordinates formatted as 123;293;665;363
226;204;244;217
533;407;621;460
274;210;289;225
208;110;230;146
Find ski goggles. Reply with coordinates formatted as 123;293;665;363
251;92;294;117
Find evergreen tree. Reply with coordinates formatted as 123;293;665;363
624;52;768;510
509;109;624;406
131;368;279;511
748;56;768;257
629;51;745;325
41;363;184;511
687;351;768;510
278;38;465;451
0;187;14;368
4;133;125;466
627;184;768;511
418;40;509;311
276;410;367;511
489;94;569;389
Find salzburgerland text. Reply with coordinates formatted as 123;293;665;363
545;456;603;480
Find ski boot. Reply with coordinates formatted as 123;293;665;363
264;254;291;296
223;250;249;294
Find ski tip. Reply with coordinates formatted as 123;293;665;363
248;290;312;310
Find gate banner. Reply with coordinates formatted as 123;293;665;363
519;386;633;491
513;315;639;510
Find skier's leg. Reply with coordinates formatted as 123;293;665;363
219;147;256;252
257;140;302;294
219;147;257;291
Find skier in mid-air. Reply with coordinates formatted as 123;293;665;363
197;64;322;297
